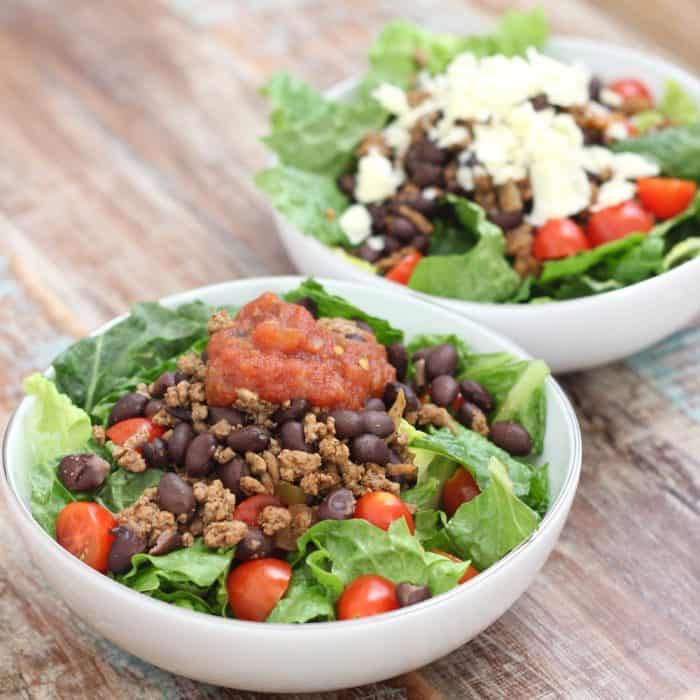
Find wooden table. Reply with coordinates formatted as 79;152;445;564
1;1;699;698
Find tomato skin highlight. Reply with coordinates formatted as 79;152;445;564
227;558;292;622
233;494;283;526
337;574;399;620
354;492;415;534
55;502;117;573
105;418;164;446
442;468;481;518
533;219;590;261
587;200;655;247
431;550;480;584
385;251;423;285
637;178;697;219
608;78;653;103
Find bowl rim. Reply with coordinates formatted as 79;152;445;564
268;35;700;313
1;275;582;632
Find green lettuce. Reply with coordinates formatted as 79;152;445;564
266;566;336;624
635;80;699;134
283;278;403;345
402;455;457;511
663;237;700;269
426;458;540;569
409;197;520;302
95;468;164;513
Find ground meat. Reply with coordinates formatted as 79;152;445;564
117;488;176;547
417;403;458;434
178;353;207;381
165;381;190;408
151;408;176;428
246;452;268;476
275;504;316;551
303;413;334;443
214;446;235;464
361;464;400;496
300;470;341;496
210;419;233;440
263;451;280;483
191;402;208;422
234;388;275;424
376;247;417;273
203;520;248;548
318;436;350;468
92;425;106;445
258;505;292;536
386;462;418;479
193;479;237;525
112;445;147;473
278;449;322;481
470;408;490;437
240;475;268;496
338;460;366;496
208;310;236;334
397;204;434;235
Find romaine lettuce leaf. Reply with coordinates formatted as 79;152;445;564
95;468;164;513
659;80;700;125
266;566;336;624
408;197;520;302
426;458;540;569
254;166;349;246
402;455;457;511
663;237;700;269
283;278;403;344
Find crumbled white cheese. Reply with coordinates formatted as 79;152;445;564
605;121;630;142
600;87;623;107
456;166;475;191
609;152;660;180
372;83;409;116
422;187;440;200
366;235;385;251
431;124;470;148
354;150;403;204
526;48;590;107
383;123;411;156
339;204;372;244
592;179;637;211
528;158;592;225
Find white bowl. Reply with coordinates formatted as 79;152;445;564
1;277;581;693
270;38;700;373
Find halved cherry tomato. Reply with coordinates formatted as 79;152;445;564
608;78;653;104
55;502;117;573
227;558;292;622
354;491;415;534
587;200;655;247
105;417;164;446
431;550;480;584
637;177;697;219
533;219;590;261
385;251;423;285
337;574;399;620
233;494;282;526
442;467;480;518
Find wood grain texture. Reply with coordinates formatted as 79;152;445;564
0;1;699;698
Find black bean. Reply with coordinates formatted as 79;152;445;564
142;437;169;470
208;406;244;427
317;488;356;521
273;398;311;425
396;582;431;607
185;432;217;477
357;241;382;264
58;453;110;492
459;379;494;412
367;203;389;233
235;526;275;561
353;318;374;335
351;434;391;465
407;140;449;166
387;217;417;242
167;423;194;466
383;381;419;412
144;399;164;420
411;162;443;188
362;410;394;438
227;426;270;454
456;401;486;431
487;209;524;231
158;472;196;514
166;406;193;423
294;297;318;318
148;530;182;556
279;420;309;451
430;374;459;407
425;344;458;380
364;397;386;412
387;449;402;464
108;392;148;426
399;194;439;216
150;371;178;398
108;526;146;574
217;457;249;497
386;343;408;381
583;128;603;146
337;173;356;197
490;422;532;456
589;75;603;101
412;234;431;254
530;92;549;111
383;236;401;255
330;410;364;439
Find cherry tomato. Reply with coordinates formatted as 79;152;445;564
227;558;292;622
442;468;480;518
55;502;117;573
637;177;697;219
608;78;653;104
385;251;423;285
233;494;282;526
354;492;415;534
105;417;164;446
533;219;590;261
587;200;655;247
431;550;480;584
337;574;399;620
